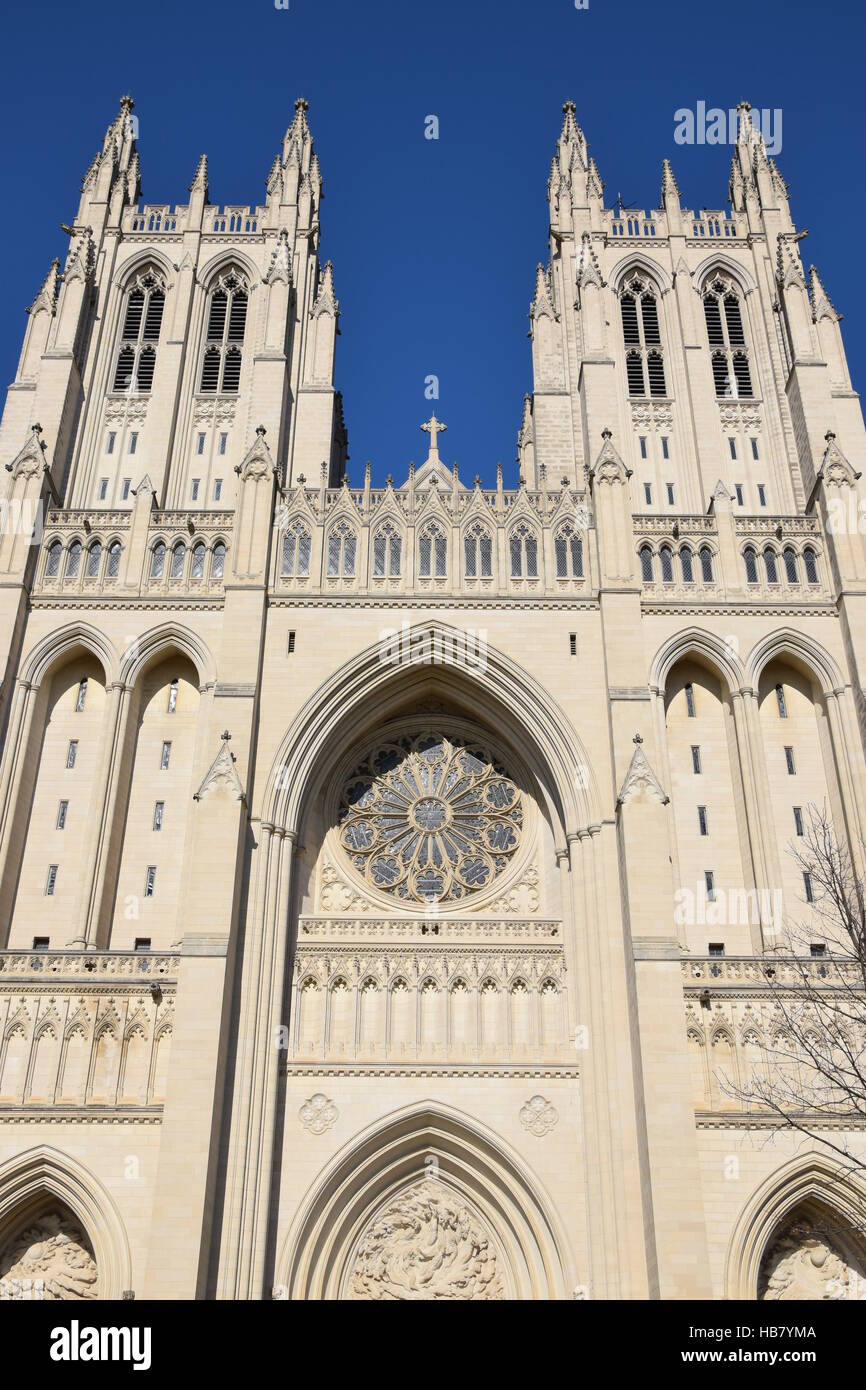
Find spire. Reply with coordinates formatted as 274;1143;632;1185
283;95;313;170
576;233;604;289
27;259;61;318
660;158;680;209
809;264;840;323
776;233;806;290
311;260;338;319
189;153;209;200
586;156;604;202
530;262;556;319
557;99;588;175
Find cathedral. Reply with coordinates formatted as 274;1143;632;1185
0;91;865;1302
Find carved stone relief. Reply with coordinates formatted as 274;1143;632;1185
759;1216;866;1300
347;1180;503;1300
0;1210;98;1300
298;1092;338;1134
519;1094;559;1137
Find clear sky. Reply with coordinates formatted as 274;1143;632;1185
0;0;862;486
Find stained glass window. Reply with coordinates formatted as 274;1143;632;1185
337;731;523;904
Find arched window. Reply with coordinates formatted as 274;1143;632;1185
764;546;779;584
419;522;447;579
281;519;311;577
744;546;758;584
326;520;357;578
620;276;667;397
555;523;584;578
639;545;654;582
150;541;166;579
803;546;819;584
699;546;714;583
703;277;753;398
45;539;62;578
85;541;102;578
464;521;493;579
680;546;694;583
211;541;226;579
65;540;82;579
783;547;798;583
112;269;166;393
191;541;206;579
372;519;402;577
509;522;539;578
106;541;122;579
170;541;186;580
660;544;674;582
199;270;248;393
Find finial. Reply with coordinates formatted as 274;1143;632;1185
633;733;643;744
386;473;394;487
119;95;135;111
825;430;836;442
601;426;612;441
297;473;306;485
295;97;309;113
221;730;231;742
421;414;447;456
474;474;481;488
256;424;267;437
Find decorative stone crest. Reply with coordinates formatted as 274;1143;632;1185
0;1211;98;1300
519;1094;559;1137
298;1093;338;1134
348;1180;503;1300
617;736;669;808
193;739;245;804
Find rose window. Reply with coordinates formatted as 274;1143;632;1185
338;732;523;903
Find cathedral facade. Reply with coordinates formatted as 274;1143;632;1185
0;93;865;1301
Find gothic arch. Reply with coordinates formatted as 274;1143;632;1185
118;622;216;691
20;622;118;690
197;249;258;293
0;1145;131;1298
692;253;759;298
263;621;600;841
608;253;673;296
649;627;745;696
724;1154;866;1299
112;248;175;294
745;629;845;697
276;1102;574;1300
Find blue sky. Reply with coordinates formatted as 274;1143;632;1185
0;0;862;486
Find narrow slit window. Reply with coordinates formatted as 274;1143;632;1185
685;682;695;717
144;866;156;898
153;801;164;832
704;870;716;902
698;805;708;836
775;683;787;718
66;741;78;769
160;741;171;771
76;678;88;712
793;806;804;837
45;865;58;897
691;745;702;774
784;746;796;775
56;800;68;830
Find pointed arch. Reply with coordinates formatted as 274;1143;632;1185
113;247;175;293
724;1153;866;1299
608;253;673;295
262;621;599;842
0;1145;132;1298
649;626;746;696
745;629;845;697
118;622;216;690
20;622;118;690
276;1101;574;1300
692;252;759;297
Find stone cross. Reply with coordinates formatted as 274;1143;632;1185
421;414;447;458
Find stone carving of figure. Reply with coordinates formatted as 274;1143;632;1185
349;1180;503;1300
0;1210;98;1300
759;1217;865;1301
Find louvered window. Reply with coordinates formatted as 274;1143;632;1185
199;273;249;392
621;277;668;399
704;279;754;398
113;271;165;392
